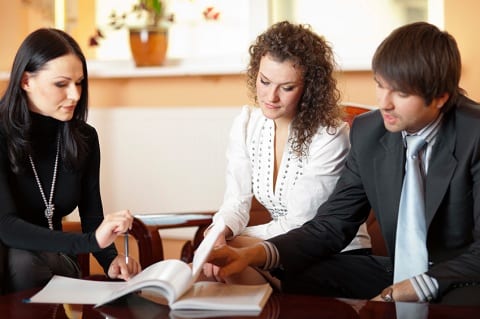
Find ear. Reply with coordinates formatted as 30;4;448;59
21;72;33;91
435;93;450;110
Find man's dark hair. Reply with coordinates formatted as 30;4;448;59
372;22;463;112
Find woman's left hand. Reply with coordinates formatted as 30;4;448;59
95;210;134;249
107;255;142;280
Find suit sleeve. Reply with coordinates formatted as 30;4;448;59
425;111;480;295
267;119;371;273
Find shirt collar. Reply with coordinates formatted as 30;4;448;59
402;113;444;147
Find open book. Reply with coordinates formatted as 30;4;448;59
28;218;272;312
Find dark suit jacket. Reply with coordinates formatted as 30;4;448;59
0;240;7;294
269;95;480;296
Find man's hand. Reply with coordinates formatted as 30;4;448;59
371;279;419;302
203;232;228;281
207;243;266;279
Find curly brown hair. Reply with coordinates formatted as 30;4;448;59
246;21;342;156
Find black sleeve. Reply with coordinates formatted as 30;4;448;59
77;125;117;273
267;114;372;274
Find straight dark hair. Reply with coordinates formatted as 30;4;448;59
0;28;89;173
372;22;463;112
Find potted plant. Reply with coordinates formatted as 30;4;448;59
90;1;221;67
91;0;174;67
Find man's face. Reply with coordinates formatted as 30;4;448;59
374;75;447;133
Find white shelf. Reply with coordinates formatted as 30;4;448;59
86;56;249;78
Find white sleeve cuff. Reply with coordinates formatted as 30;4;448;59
410;274;439;302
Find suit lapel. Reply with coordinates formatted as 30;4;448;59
373;132;404;233
425;115;457;227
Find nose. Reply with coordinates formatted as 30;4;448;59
67;83;81;102
376;88;393;110
266;86;279;102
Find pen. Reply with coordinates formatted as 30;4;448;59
124;232;129;265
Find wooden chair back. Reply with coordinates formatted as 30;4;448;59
62;220;146;276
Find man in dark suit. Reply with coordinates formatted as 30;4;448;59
207;22;480;305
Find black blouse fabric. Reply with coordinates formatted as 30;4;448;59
0;112;116;273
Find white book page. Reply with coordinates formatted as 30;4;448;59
190;218;225;281
28;276;126;304
28;218;226;308
171;281;272;311
28;259;193;306
96;259;192;306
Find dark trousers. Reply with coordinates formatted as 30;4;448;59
7;248;80;292
280;254;480;306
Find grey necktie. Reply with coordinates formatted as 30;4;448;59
394;135;428;283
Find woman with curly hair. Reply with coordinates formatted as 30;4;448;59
203;21;371;285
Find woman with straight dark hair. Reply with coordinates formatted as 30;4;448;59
0;28;140;292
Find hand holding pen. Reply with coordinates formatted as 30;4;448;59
96;210;141;280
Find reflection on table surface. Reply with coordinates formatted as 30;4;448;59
2;288;480;319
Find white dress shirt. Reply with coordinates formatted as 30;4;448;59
213;106;371;250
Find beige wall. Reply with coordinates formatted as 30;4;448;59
87;75;250;107
0;2;29;71
444;0;480;101
84;71;376;108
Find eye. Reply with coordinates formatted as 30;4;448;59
282;86;295;92
75;80;83;86
55;82;68;88
259;78;269;86
397;91;409;98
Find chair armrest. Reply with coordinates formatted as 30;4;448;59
61;220;91;276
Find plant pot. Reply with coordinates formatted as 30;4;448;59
129;27;168;67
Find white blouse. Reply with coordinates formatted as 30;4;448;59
213;106;371;251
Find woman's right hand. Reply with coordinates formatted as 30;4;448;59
95;210;133;248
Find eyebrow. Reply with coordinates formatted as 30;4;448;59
53;75;84;82
259;72;299;86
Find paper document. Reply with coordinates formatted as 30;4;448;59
28;218;272;311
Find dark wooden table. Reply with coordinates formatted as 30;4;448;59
2;288;479;319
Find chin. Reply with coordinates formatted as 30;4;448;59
55;114;74;122
260;108;280;120
383;122;402;133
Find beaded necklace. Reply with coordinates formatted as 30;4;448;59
28;134;60;230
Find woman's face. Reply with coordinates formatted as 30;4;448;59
22;53;84;122
256;54;304;126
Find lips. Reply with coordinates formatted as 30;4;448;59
382;112;397;124
263;102;279;110
62;105;76;111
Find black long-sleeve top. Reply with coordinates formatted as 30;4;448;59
0;112;116;273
